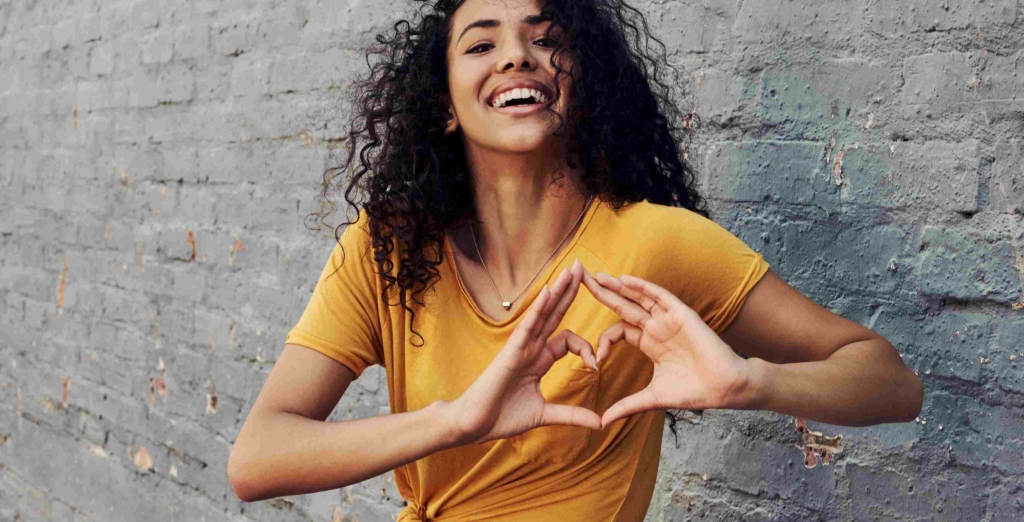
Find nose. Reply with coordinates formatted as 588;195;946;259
496;39;536;72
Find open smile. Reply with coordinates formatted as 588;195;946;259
486;80;555;115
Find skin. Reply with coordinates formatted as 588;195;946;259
443;0;590;323
227;0;924;503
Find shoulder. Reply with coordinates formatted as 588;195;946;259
324;208;379;276
592;199;738;253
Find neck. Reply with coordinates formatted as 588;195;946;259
460;144;590;294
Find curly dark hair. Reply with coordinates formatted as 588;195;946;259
306;0;708;441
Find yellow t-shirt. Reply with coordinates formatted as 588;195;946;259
285;195;769;521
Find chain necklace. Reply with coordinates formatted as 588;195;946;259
469;193;594;311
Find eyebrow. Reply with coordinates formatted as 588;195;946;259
456;14;550;44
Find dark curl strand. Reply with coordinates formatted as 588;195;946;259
306;0;708;442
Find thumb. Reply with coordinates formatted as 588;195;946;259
600;387;661;428
540;403;602;430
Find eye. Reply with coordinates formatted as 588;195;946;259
533;37;558;48
466;42;493;54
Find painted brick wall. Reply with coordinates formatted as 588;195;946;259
1;1;1021;521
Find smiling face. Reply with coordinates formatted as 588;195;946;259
445;0;573;155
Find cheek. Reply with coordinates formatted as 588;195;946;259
447;65;486;112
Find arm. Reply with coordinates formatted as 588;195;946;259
227;344;460;502
719;270;923;426
230;262;601;502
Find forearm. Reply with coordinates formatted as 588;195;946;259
743;339;923;427
228;400;459;502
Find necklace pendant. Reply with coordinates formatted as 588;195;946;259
502;301;511;310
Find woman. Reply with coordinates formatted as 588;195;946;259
227;0;923;519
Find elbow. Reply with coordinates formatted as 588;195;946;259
884;365;923;424
227;444;258;503
900;367;925;422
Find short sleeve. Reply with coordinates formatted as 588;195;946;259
649;208;770;334
285;212;384;378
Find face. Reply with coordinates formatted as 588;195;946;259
445;0;573;155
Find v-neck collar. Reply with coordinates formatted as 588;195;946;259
442;194;604;328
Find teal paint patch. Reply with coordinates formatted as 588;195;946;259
708;140;839;213
917;227;1023;304
760;71;867;142
838;144;897;207
739;75;757;100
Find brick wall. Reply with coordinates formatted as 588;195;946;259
1;1;1022;521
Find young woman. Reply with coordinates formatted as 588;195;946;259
227;0;924;519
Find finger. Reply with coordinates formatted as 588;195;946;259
539;260;584;339
595;320;643;364
595;272;660;314
541;266;573;317
546;329;598;370
600;387;661;428
540;403;602;430
517;285;552;342
618;274;690;316
582;268;651;328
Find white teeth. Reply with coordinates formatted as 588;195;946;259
492;87;549;108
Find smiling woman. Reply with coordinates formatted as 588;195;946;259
227;0;924;520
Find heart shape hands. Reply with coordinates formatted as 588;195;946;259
439;259;753;446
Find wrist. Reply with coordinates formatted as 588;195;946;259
736;357;772;410
427;399;467;450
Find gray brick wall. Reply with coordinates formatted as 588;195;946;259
1;1;1021;521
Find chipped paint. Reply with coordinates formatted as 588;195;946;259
832;148;845;186
187;230;197;262
150;357;168;406
56;258;68;317
60;375;71;409
795;418;843;469
133;447;153;472
206;376;218;415
89;443;109;458
229;237;241;267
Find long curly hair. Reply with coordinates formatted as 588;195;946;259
307;0;708;441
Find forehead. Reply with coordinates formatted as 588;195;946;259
450;0;545;32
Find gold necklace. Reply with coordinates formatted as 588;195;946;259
469;193;594;311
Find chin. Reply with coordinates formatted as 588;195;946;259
484;127;564;154
495;137;552;153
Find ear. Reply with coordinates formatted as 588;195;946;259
444;103;459;135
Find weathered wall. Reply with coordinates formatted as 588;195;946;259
1;0;1022;520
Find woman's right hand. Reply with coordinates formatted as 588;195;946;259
440;259;601;447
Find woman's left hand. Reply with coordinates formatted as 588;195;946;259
582;270;758;428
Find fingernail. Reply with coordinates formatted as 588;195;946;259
573;258;581;270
